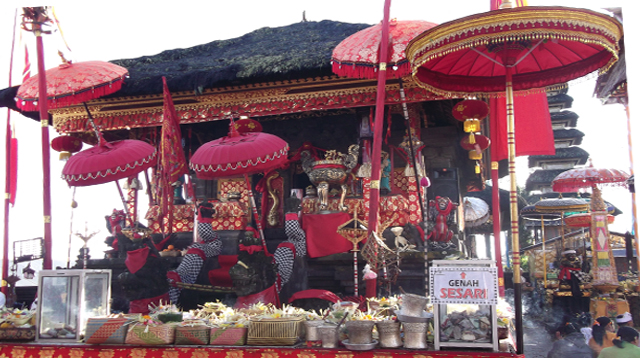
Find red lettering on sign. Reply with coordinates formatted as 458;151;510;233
440;288;448;298
474;289;485;299
462;288;473;299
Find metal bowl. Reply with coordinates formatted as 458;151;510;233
342;339;378;351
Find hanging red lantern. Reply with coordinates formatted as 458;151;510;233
452;99;489;144
460;134;490;160
452;99;490;121
234;117;263;133
51;135;83;161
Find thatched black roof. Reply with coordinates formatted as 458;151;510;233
109;20;370;97
550;110;579;127
595;42;626;103
553;128;584;142
547;93;574;108
528;146;589;167
525;168;569;191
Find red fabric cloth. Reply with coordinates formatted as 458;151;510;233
0;343;527;358
208;255;238;287
302;212;353;258
288;289;340;303
158;77;191;234
239;244;263;254
167;271;181;285
129;292;170;314
124;246;149;274
186;247;206;261
366;279;377;298
489;92;555;161
559;266;581;280
234;284;280;308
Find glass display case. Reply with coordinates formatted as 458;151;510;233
36;269;111;342
430;260;498;351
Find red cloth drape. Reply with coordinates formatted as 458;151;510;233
124;247;150;274
489;92;555;161
234;284;279;308
302;212;353;258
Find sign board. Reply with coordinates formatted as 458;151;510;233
430;266;498;305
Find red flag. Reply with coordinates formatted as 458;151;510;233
9;125;17;206
158;77;190;233
489;92;556;162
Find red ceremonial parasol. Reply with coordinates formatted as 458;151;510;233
331;16;437;236
331;19;438;79
551;165;629;292
190;121;290;251
552;167;630;193
405;6;622;353
62;138;157;187
18;7;130;270
15;60;128;111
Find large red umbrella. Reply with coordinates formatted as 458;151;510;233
331;19;437;79
405;6;622;353
190;122;289;251
15;60;128;111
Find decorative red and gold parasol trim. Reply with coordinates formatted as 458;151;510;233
406;6;623;97
565;213;614;227
62;140;157;187
16;61;128;111
552;167;630;192
331;19;438;79
190;131;289;179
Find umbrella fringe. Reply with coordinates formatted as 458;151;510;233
331;61;410;80
16;80;124;111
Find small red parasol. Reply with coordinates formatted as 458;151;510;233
331;19;438;79
62;138;157;187
190;130;289;179
190;121;290;251
15;60;128;111
552;167;630;193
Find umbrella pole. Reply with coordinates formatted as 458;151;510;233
353;250;359;297
398;80;425;220
505;66;524;355
144;169;155;205
488;106;505;297
244;174;268;252
114;181;134;226
542;219;547;288
624;103;640;272
366;0;391;237
34;17;54;270
67;187;76;269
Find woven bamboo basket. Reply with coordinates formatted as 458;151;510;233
247;316;303;346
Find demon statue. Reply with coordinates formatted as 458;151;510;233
425;196;462;259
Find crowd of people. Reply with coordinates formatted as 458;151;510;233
548;312;640;358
